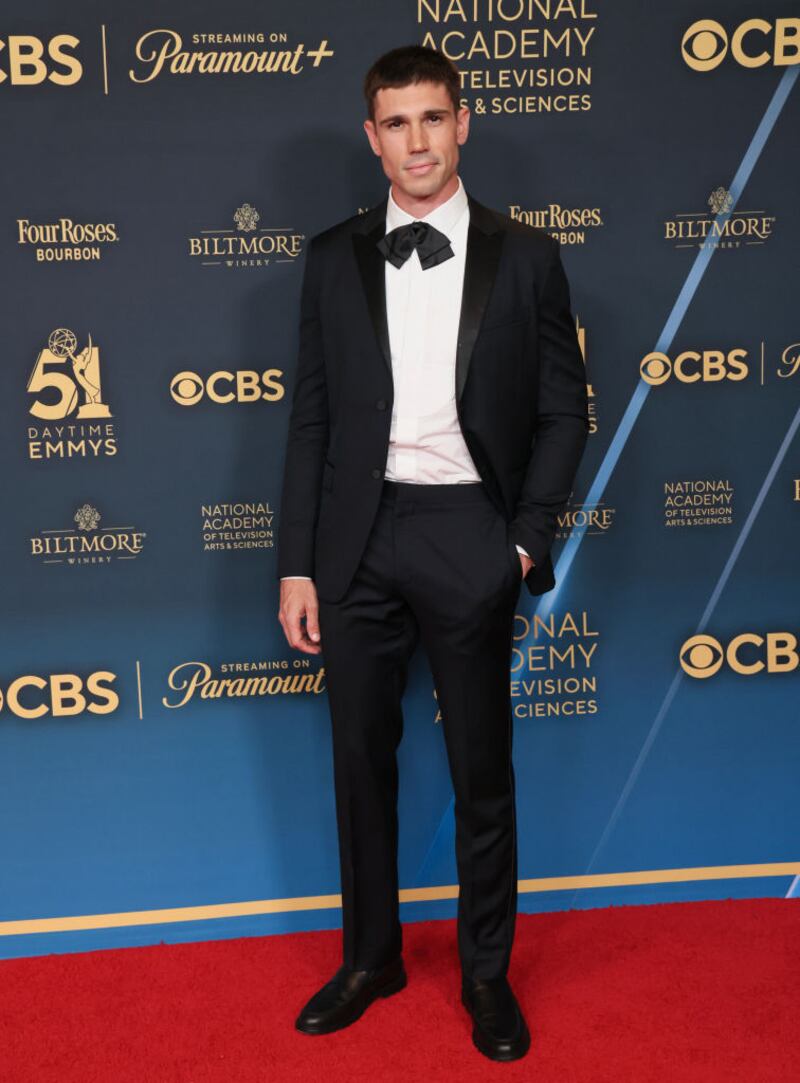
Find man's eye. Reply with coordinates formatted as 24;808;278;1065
427;115;442;123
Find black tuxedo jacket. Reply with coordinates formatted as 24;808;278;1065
277;191;589;603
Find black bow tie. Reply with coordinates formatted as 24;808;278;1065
377;220;454;270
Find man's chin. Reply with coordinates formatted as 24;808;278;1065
397;171;446;200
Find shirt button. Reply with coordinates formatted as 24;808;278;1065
371;468;382;479
376;398;387;410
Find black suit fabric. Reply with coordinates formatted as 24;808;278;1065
277;192;589;981
277;193;589;601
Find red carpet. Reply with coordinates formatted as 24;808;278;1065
0;898;796;1082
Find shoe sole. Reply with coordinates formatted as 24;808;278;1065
461;990;532;1061
295;968;407;1035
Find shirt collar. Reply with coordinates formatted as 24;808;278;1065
385;175;469;237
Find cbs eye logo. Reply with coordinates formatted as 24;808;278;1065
680;632;799;678
640;349;748;386
170;369;284;406
679;635;725;678
682;18;800;72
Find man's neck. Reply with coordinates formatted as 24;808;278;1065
390;173;460;220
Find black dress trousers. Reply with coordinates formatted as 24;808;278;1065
317;478;524;982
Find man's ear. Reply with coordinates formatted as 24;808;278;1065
363;119;381;157
456;105;470;147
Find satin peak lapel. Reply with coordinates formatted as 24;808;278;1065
456;197;504;402
352;194;503;395
352;202;391;377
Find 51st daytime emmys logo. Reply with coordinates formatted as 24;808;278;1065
26;327;117;461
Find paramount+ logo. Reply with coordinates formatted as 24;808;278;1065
0;671;118;718
170;369;285;406
640;349;748;386
680;633;799;679
0;34;82;85
681;18;800;71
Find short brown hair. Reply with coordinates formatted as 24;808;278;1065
364;45;461;121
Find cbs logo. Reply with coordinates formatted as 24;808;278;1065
0;672;118;718
680;633;798;678
640;349;748;385
682;18;800;71
170;369;285;406
0;34;82;85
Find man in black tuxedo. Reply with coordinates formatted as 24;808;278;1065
277;44;588;1061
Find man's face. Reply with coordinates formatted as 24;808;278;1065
363;80;470;204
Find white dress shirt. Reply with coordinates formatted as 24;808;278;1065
281;176;529;579
383;174;479;484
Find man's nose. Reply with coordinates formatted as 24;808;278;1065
407;122;429;154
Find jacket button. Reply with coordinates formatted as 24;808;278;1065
376;398;387;410
371;468;382;479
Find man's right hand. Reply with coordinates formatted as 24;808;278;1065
279;579;322;654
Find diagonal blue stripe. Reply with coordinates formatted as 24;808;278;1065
541;63;799;617
576;401;800;895
416;65;798;890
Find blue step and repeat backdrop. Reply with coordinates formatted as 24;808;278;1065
1;2;798;959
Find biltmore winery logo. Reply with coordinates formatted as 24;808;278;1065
187;202;304;270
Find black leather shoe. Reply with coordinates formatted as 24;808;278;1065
295;956;407;1034
461;976;531;1061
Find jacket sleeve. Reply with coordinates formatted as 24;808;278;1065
276;236;329;580
509;236;589;566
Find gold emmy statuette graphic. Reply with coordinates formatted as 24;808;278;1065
28;327;112;420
